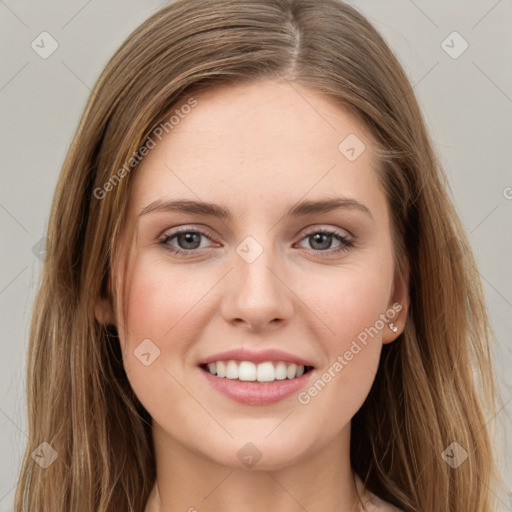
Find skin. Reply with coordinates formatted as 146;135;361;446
96;79;409;512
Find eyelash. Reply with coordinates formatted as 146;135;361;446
158;227;355;258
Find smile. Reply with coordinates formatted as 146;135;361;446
200;360;313;382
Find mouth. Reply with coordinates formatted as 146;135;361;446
197;348;316;405
199;360;314;382
197;351;316;405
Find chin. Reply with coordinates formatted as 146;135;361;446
196;431;320;472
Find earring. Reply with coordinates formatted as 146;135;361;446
389;322;398;333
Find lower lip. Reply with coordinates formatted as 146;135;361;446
199;367;314;406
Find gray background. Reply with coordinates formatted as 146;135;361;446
1;0;511;510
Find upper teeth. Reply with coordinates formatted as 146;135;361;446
206;360;306;382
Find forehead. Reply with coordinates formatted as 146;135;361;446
129;79;384;219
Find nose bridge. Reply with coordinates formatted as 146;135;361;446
221;234;294;328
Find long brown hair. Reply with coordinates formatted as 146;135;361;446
14;0;502;510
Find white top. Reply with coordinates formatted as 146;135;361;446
354;474;404;511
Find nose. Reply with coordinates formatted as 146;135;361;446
219;246;295;332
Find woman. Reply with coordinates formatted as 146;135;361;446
14;0;501;511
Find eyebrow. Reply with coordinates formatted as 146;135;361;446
138;197;373;220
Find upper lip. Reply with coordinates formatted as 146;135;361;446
198;348;315;367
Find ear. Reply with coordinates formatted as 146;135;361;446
94;296;116;326
382;260;410;344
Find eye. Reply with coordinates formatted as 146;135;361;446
296;228;354;255
158;228;216;257
158;226;355;258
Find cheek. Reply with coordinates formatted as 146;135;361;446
120;256;202;341
298;260;393;346
115;257;198;391
294;258;392;406
294;274;386;435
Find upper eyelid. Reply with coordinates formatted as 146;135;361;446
159;225;217;242
301;225;352;238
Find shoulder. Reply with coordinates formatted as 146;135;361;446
354;474;404;512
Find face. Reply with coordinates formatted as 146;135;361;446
98;79;408;470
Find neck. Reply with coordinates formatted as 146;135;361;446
145;423;366;512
